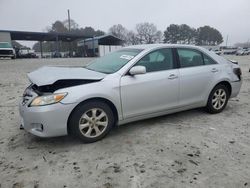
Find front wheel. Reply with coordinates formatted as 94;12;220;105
206;84;229;114
68;101;114;143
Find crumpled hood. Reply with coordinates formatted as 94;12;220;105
28;66;106;86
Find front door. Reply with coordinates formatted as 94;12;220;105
120;48;179;119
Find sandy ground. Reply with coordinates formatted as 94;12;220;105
0;56;250;188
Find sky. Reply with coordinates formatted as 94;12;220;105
0;0;249;47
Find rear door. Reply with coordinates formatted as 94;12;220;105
120;48;180;119
176;48;219;106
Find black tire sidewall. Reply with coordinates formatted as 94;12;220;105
206;84;229;114
69;101;114;143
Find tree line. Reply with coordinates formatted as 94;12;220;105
32;20;223;52
109;23;223;46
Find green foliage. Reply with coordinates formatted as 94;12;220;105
164;24;223;45
196;26;223;45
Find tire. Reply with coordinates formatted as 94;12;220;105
206;84;229;114
68;101;114;143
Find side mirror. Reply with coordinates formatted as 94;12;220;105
229;59;238;65
129;66;146;75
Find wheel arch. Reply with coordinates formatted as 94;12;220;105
207;80;232;103
215;81;232;96
67;97;119;134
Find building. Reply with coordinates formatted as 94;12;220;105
77;35;124;57
0;30;124;58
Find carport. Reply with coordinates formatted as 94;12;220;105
0;30;91;57
78;35;124;57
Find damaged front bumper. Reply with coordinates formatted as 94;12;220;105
19;85;76;137
19;100;76;137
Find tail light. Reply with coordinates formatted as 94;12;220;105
233;68;242;80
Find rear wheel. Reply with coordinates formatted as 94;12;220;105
206;84;229;114
69;101;114;143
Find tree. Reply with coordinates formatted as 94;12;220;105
32;20;105;52
179;24;196;44
196;26;223;45
95;30;105;36
164;24;180;43
109;24;128;41
136;22;162;44
164;24;196;44
50;20;68;33
62;19;79;31
126;31;140;45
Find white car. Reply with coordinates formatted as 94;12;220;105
19;44;242;143
236;49;248;56
0;42;15;59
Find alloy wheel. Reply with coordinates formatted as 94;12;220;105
78;108;108;138
212;89;227;110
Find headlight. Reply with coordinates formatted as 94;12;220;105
30;93;67;107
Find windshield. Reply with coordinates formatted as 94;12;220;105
0;42;12;48
86;48;142;74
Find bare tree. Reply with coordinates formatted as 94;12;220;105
109;24;128;41
136;22;162;44
127;31;140;45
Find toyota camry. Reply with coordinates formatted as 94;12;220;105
19;44;242;143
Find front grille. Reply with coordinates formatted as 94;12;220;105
0;50;13;55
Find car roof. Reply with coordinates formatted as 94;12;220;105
124;43;206;51
123;43;229;65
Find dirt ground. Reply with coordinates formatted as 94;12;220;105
0;55;250;188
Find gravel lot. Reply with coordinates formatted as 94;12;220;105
0;56;250;188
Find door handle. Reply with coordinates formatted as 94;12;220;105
211;68;219;73
168;74;178;80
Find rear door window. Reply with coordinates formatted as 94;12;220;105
203;54;217;65
177;48;204;68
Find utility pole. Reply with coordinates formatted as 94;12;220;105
226;35;229;47
67;9;72;57
67;9;71;32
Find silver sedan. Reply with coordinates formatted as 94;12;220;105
19;44;242;142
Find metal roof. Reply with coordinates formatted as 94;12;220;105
78;35;124;46
0;30;91;42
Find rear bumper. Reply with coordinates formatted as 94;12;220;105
19;101;76;137
230;80;242;98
